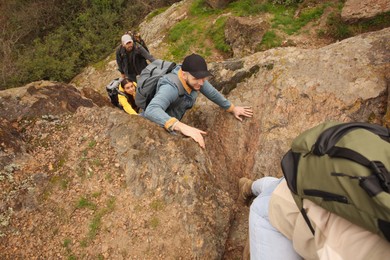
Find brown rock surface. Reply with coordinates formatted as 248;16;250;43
1;27;389;259
1;0;390;257
225;16;269;58
341;0;390;22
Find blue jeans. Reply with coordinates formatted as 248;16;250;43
249;177;302;260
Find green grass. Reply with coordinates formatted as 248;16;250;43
147;6;170;21
327;13;351;39
92;191;102;198
259;30;282;50
150;199;165;211
60;178;69;190
79;139;99;164
271;5;324;35
164;0;330;59
91;158;102;167
190;0;219;16
228;0;271;16
63;238;72;248
76;196;97;210
207;17;232;53
92;59;108;70
88;140;97;148
165;0;230;61
48;175;71;191
54;152;69;171
80;239;88;248
76;167;85;179
168;20;197;43
149;216;160;229
167;18;208;60
328;11;390;40
89;197;115;236
105;173;113;183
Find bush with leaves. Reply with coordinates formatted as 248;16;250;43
1;0;180;89
270;0;302;5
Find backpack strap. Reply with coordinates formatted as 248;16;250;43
300;206;315;235
327;146;390;195
313;122;390;155
164;73;186;96
312;122;390;195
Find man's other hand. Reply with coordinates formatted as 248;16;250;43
232;106;253;121
174;121;207;149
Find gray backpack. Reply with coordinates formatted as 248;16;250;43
106;78;125;108
135;59;185;110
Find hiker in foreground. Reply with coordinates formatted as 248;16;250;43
239;121;390;259
116;34;155;82
239;176;390;259
142;53;253;148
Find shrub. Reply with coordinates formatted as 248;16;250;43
326;12;352;40
271;0;302;5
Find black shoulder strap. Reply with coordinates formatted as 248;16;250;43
327;146;371;167
300;206;315;235
327;146;390;194
313;122;390;155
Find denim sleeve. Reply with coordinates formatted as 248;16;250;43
116;48;124;74
138;45;155;62
143;83;179;127
200;81;231;110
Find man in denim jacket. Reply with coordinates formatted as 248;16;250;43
144;54;253;148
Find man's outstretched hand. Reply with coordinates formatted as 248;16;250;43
174;121;207;149
171;106;253;148
232;106;253;121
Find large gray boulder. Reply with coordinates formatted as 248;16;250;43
225;16;269;58
341;0;390;22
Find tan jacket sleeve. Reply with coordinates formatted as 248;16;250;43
269;180;318;260
305;199;390;260
269;180;390;260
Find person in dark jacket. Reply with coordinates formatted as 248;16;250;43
116;34;155;82
133;31;149;52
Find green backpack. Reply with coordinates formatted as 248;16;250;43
281;121;390;241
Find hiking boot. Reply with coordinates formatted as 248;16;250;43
238;177;254;205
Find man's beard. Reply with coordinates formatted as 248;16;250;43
185;79;200;90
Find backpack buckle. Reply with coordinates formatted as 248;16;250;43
370;161;390;192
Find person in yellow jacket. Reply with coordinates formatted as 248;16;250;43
118;78;139;115
238;177;390;259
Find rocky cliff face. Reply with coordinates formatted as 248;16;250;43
1;1;390;259
342;0;390;22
